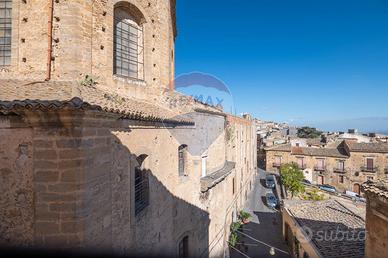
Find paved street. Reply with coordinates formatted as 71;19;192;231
230;169;290;258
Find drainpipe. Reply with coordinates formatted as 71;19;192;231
45;0;54;81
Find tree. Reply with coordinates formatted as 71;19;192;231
297;127;322;139
280;163;305;197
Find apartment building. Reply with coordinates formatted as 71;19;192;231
0;1;257;257
266;140;388;194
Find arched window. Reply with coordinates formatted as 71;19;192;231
0;0;12;66
135;154;149;215
178;235;189;258
178;144;188;176
114;2;144;80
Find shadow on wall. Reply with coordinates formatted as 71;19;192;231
0;126;211;258
82;131;211;257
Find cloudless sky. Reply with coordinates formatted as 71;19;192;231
174;0;388;132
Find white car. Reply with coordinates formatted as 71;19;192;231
344;191;366;202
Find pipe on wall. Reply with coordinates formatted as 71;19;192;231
45;0;54;81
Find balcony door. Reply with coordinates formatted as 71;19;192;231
316;159;325;170
366;158;374;170
297;157;304;169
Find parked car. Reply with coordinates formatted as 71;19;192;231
265;192;278;209
302;179;312;185
344;191;366;202
265;174;276;188
318;184;336;193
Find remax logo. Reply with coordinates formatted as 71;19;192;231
174;72;235;114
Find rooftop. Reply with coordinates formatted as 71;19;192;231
362;179;388;200
285;199;365;258
291;146;348;158
200;161;235;192
265;143;349;158
0;79;193;125
345;141;388;153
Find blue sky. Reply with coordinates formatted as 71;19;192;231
174;0;388;132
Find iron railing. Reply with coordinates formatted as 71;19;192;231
361;166;378;173
314;165;326;171
273;162;281;168
333;167;347;173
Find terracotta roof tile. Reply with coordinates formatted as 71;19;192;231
285;199;365;258
0;79;194;125
362;179;388;200
265;144;292;152
345;141;388;153
291;146;349;158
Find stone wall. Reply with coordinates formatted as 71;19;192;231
0;115;34;246
365;194;388;258
1;0;175;94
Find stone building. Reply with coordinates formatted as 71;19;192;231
362;179;388;258
265;140;388;194
0;0;257;257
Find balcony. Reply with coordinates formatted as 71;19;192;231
361;166;378;173
333;167;347;173
314;165;326;172
273;162;282;168
201;161;236;192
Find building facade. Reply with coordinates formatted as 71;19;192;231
266;140;388;194
0;0;257;257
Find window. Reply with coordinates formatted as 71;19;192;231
339;175;344;184
178;145;188;177
297;157;305;169
201;153;207;177
337;160;345;171
275;156;282;165
114;3;144;79
135;154;149;215
316;159;325;169
0;0;12;66
366;158;374;170
178;236;189;258
232;177;236;195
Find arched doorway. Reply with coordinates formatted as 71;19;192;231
353;183;361;194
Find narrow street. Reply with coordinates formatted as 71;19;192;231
230;169;290;258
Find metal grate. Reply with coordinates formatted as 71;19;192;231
135;167;149;215
114;15;144;80
0;0;12;66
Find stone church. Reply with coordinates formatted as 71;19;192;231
0;0;257;257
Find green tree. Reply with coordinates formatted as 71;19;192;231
280;163;305;197
297;127;322;138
